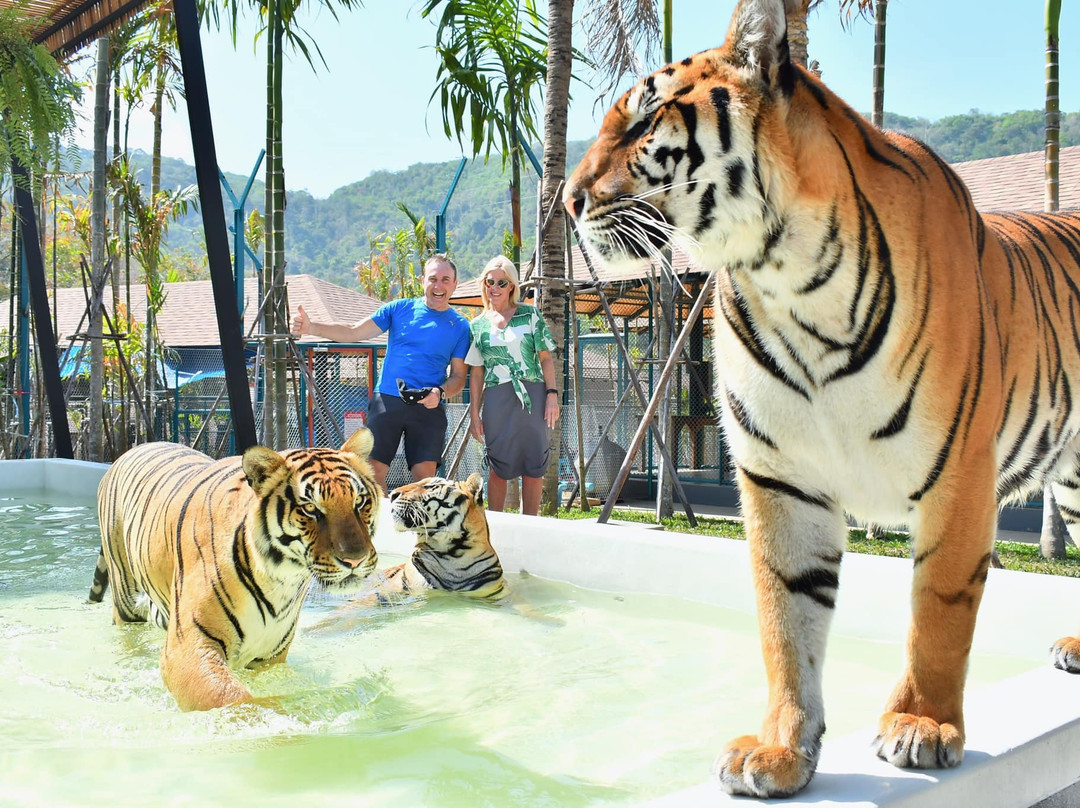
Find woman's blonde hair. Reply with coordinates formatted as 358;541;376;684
479;254;520;309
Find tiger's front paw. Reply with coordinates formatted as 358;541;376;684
1051;636;1080;673
713;735;815;798
873;712;963;769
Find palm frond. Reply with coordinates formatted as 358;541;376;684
582;0;661;111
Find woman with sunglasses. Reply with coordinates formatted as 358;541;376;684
466;255;560;515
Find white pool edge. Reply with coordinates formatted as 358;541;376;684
6;458;1079;808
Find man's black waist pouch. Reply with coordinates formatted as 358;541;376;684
397;377;435;405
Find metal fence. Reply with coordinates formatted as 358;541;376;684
4;325;732;505
558;330;729;504
291;331;730;503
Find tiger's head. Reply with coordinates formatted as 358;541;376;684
565;0;834;274
388;473;488;547
241;427;380;592
387;473;505;597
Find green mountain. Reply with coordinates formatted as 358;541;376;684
106;109;1080;288
119;141;593;286
880;109;1080;162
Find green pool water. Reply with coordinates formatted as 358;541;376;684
0;493;1040;808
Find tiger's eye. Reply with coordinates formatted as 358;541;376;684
301;502;320;516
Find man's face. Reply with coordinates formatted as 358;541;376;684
422;261;457;311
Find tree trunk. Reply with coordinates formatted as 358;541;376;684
145;28;169;444
871;0;887;128
261;0;277;447
272;1;288;449
510;104;522;269
537;0;575;514
1045;0;1061;213
653;0;675;520
89;37;110;462
111;64;126;453
151;16;166;199
786;1;811;67
1041;0;1066;560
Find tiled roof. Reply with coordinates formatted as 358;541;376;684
952;145;1080;212
26;274;384;350
453;245;708;320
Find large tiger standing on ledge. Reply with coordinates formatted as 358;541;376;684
90;429;381;711
564;0;1080;798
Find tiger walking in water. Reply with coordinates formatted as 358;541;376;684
565;0;1080;797
90;429;381;711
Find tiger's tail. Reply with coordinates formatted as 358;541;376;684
88;549;109;603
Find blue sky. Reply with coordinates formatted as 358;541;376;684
76;0;1077;198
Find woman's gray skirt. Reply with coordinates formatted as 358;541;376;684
481;380;550;479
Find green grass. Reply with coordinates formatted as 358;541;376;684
550;506;1080;578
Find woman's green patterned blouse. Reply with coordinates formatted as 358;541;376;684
466;304;557;412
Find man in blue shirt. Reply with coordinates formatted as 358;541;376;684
291;254;471;492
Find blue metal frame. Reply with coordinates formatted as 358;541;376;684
435;157;468;253
218;150;265;316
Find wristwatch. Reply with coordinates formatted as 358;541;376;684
437;386;446;400
546;388;558;396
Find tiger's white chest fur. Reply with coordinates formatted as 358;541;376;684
151;567;309;668
228;582;308;667
710;231;939;526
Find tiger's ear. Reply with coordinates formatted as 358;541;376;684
464;472;485;507
726;0;795;93
242;446;286;498
341;427;374;460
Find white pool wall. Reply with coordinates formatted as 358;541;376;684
0;457;109;496
5;458;1080;808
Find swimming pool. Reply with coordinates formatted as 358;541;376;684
1;459;1078;807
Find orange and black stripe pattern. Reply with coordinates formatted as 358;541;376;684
90;429;380;710
564;0;1080;798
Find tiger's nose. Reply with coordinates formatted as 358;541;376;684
389;488;402;502
337;552;375;569
565;191;585;221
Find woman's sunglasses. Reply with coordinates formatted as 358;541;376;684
484;278;512;289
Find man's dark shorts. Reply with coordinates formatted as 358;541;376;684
366;393;448;468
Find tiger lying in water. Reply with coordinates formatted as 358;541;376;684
375;473;508;602
310;474;567;632
90;429;381;711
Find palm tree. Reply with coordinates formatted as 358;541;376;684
1041;0;1066;560
207;0;361;449
422;0;548;267
90;36;110;462
536;0;577;512
116;4;183;445
108;8;162;449
147;7;182;200
580;0;661;106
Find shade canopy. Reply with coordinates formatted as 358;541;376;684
2;0;155;57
